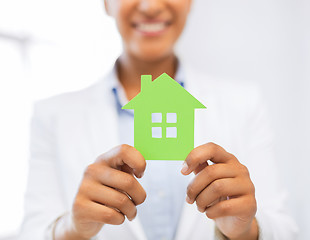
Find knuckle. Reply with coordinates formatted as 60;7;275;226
123;175;136;190
189;149;199;161
239;163;248;171
207;142;218;152
119;144;130;156
187;150;203;166
103;210;114;222
228;152;236;159
227;153;237;163
84;164;97;178
78;180;92;195
249;182;256;194
73;197;85;212
220;201;232;215
186;184;196;199
239;164;250;176
103;208;118;223
249;197;257;213
116;195;130;208
72;198;88;220
212;180;224;194
203;165;214;178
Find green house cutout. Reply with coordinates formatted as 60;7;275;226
122;73;206;160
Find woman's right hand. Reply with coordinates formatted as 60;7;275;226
62;144;147;239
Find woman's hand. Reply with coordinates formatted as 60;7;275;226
181;143;258;240
57;144;147;240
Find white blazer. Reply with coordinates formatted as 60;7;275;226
18;65;298;240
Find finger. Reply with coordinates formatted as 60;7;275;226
205;195;257;219
88;164;146;205
75;199;125;225
181;142;237;175
87;182;137;221
186;164;237;204
193;161;209;175
195;178;254;212
121;163;136;175
97;144;146;178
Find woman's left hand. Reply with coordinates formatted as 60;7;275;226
181;143;258;240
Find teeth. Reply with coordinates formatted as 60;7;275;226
136;23;166;33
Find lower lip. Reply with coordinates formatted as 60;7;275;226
134;24;170;37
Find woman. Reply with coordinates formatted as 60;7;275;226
19;0;298;239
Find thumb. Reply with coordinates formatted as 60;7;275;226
181;143;231;175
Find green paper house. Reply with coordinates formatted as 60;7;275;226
122;73;206;160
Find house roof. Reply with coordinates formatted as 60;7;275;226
122;73;206;110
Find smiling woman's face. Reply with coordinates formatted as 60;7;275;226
105;0;192;62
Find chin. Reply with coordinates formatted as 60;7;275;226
135;46;174;63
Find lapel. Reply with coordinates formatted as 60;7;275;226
89;70;148;240
88;74;119;157
174;194;199;240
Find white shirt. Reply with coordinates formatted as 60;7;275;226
112;64;188;240
18;61;299;240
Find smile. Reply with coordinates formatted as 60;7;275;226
133;21;171;36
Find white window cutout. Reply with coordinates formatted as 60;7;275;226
166;113;177;123
152;113;162;123
152;127;162;138
166;127;177;138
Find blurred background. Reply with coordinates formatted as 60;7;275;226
0;0;309;239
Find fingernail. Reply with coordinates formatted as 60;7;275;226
138;172;144;178
181;162;189;175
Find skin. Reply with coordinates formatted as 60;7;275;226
54;0;258;239
181;143;258;240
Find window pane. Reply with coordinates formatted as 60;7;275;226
152;113;162;123
166;127;177;138
152;127;162;138
166;113;177;123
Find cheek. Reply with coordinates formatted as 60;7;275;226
174;4;190;28
115;12;133;41
168;0;192;15
111;0;135;34
166;1;191;39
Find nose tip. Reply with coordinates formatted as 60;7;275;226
138;0;164;17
